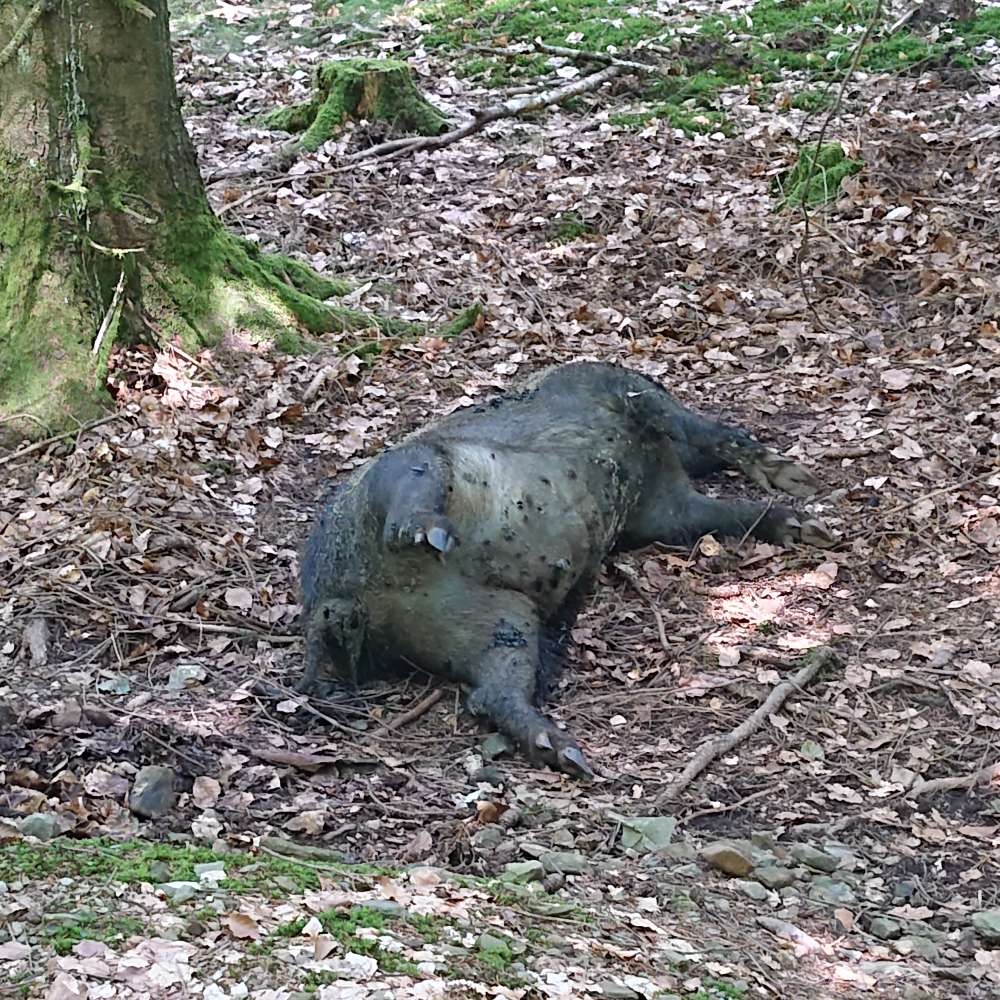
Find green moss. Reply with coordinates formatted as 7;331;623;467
42;912;147;956
775;142;862;209
785;86;833;112
0;840;324;896
266;58;450;150
439;302;483;338
550;211;594;243
611;104;728;135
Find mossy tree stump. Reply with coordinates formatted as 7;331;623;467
0;0;389;433
264;58;451;152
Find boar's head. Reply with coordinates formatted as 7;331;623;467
302;596;367;690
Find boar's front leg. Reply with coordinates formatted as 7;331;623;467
369;444;458;554
459;593;593;779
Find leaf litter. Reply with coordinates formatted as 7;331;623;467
3;0;1000;997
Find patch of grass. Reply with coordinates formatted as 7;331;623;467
775;141;863;209
692;978;748;999
785;85;833;112
611;104;728;135
42;912;147;956
0;839;399;899
550;211;594;243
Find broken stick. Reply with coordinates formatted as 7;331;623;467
657;646;839;804
347;63;625;163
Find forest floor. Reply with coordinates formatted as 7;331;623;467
2;0;1000;998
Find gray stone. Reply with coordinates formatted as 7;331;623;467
471;825;504;849
734;879;770;901
20;813;58;841
502;861;544;884
595;982;640;999
656;841;696;861
754;865;797;890
892;879;916;902
972;909;1000;942
360;900;404;917
160;881;200;903
480;734;512;760
549;828;575;848
701;841;753;877
808;877;856;906
471;766;504;786
478;932;511;955
790;844;839;873
893;936;939;960
869;916;903;940
148;861;172;883
542;873;565;893
540;851;590;876
750;831;777;850
671;864;701;880
129;765;176;818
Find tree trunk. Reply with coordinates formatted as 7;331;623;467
0;0;368;432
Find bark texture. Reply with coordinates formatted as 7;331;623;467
0;0;363;432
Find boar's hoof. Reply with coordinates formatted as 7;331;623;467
778;514;837;549
749;452;819;497
384;513;459;554
532;726;594;780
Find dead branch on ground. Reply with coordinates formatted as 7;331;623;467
346;64;625;163
658;646;839;804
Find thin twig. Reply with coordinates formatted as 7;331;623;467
658;647;839;804
375;687;445;735
614;562;670;655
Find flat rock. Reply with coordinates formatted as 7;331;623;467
734;879;770;901
754;865;797;890
540;851;590;876
502;860;544;884
972;910;1000;942
129;765;176;818
869;916;903;940
20;813;58;842
595;983;640;999
702;841;753;876
893;936;939;960
791;844;839;873
808;877;856;906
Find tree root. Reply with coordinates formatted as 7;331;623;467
657;646;839;804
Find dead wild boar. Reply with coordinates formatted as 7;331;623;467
297;361;832;777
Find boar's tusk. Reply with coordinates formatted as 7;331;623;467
534;730;554;750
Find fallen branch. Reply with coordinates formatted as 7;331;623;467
375;687;445;735
346;63;625;163
258;835;349;863
533;39;666;74
615;562;670;656
906;761;1000;799
658;646;839;804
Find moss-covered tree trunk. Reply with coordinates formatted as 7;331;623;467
0;0;364;431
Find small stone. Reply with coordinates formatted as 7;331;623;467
148;861;172;883
480;733;512;760
595;982;640;999
869;916;902;940
656;841;696;861
362;900;405;917
671;864;701;880
901;986;934;1000
809;877;856;906
542;872;565;893
471;825;504;849
540;851;590;876
502;861;543;884
790;844;839;873
549;828;575;848
893;936;938;960
702;841;753;876
160;881;200;903
972;910;1000;942
478;932;512;955
20;813;58;841
129;765;176;818
734;879;770;901
471;766;504;785
754;865;797;890
892;879;916;902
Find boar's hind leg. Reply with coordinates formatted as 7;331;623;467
627;455;832;548
462;597;593;779
371;445;458;554
674;413;818;497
